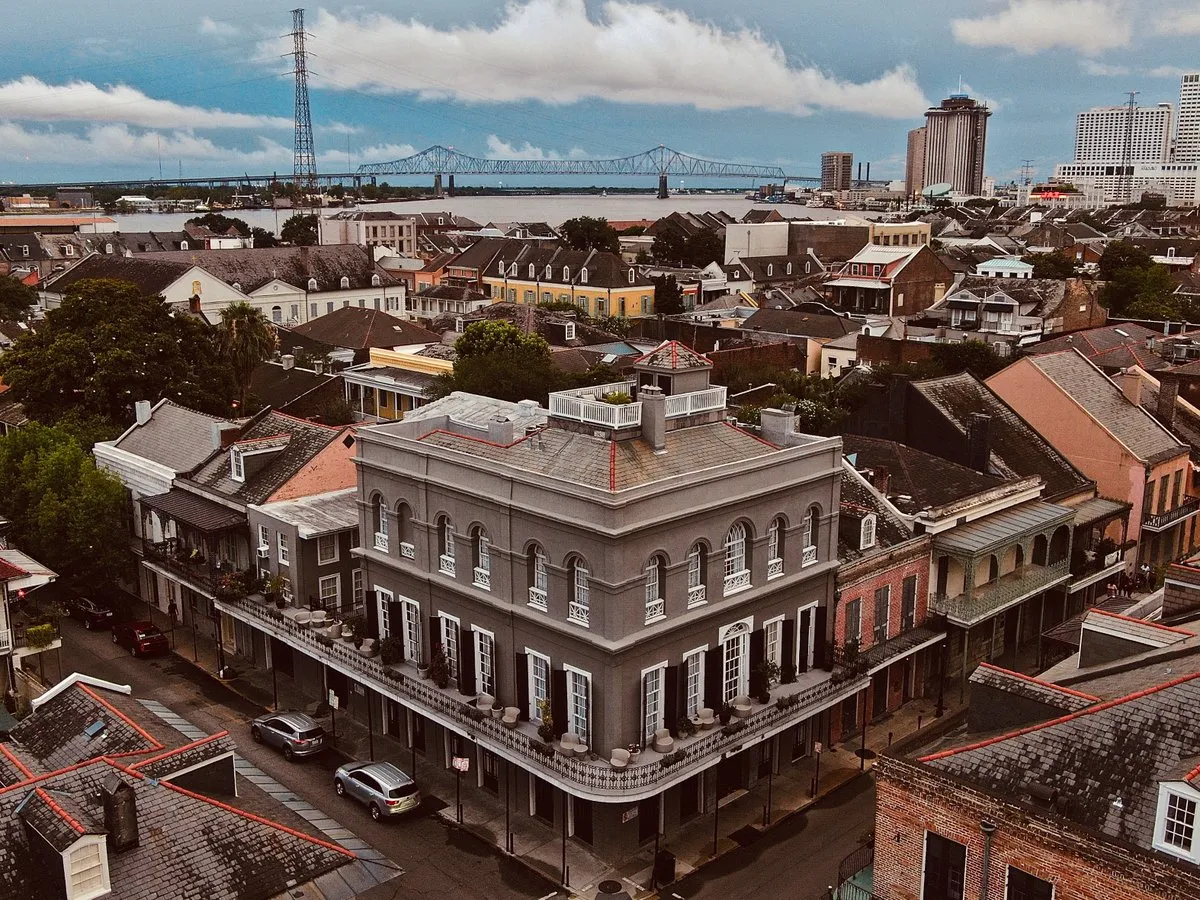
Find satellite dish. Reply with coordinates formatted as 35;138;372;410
923;183;953;198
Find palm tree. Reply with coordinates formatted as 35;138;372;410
217;302;275;411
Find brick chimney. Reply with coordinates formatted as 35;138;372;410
871;465;891;497
966;413;992;473
1157;372;1180;430
1119;369;1142;407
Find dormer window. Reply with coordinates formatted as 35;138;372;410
64;834;110;900
308;278;318;291
498;260;506;275
65;245;74;256
230;447;245;482
851;264;859;275
1155;785;1200;861
563;266;570;281
786;262;792;275
180;240;189;250
580;267;588;284
767;264;773;276
628;268;635;284
529;264;536;278
860;514;877;550
874;265;882;276
21;245;28;257
104;243;112;254
545;264;553;279
231;282;241;293
371;273;381;286
340;276;350;289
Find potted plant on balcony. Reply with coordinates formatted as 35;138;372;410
718;703;733;726
379;635;404;666
753;659;780;704
601;390;632;404
536;698;555;743
780;662;797;685
428;644;451;689
24;623;54;650
264;573;287;609
676;717;696;739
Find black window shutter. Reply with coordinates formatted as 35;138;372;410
550;668;568;738
429;614;441;653
365;591;378;639
798;613;810;672
704;646;722;709
814;606;829;669
387;601;404;658
664;665;680;735
458;630;477;696
782;618;796;673
749;628;766;695
515;653;529;720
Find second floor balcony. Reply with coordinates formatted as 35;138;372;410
1143;496;1200;532
932;559;1070;627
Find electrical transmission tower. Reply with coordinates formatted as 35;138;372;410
1020;159;1034;186
1121;90;1139;204
290;8;317;200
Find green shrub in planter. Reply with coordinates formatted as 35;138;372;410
380;636;404;666
25;624;55;650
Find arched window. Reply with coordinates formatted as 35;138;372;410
528;264;536;278
104;243;113;254
687;543;708;607
580;267;588;284
339;276;350;289
644;554;666;623
472;526;490;590
860;514;877;551
802;507;819;567
628;268;635;284
786;262;792;275
498;260;506;275
371;495;388;551
724;523;750;595
307;278;318;291
568;557;589;625
562;266;570;281
766;263;773;276
767;517;785;579
395;502;414;558
271;306;283;324
231;282;242;293
527;544;548;609
438;516;456;576
180;240;189;251
371;274;381;287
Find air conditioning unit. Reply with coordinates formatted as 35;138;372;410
257;545;269;559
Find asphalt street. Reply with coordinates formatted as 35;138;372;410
54;617;560;900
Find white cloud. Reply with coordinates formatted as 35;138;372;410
484;135;586;160
277;1;928;118
1156;9;1200;35
952;1;1132;56
318;121;363;135
1147;65;1192;78
0;122;292;167
199;17;237;38
1081;60;1131;76
0;76;289;129
321;142;419;168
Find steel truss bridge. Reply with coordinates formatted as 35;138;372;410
9;144;824;194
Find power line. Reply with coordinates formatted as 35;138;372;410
1121;90;1139;204
290;8;317;199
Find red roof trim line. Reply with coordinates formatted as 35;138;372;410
0;743;33;778
130;731;230;771
0;560;28;580
609;441;617;492
725;421;780;449
1089;608;1193;635
76;684;164;752
1185;758;1200;783
919;670;1200;763
974;662;1101;702
111;760;357;859
0;760;103;797
35;787;86;834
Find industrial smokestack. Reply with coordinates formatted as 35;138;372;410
866;162;870;182
857;162;862;183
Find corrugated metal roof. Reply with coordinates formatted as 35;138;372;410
933;501;1074;554
141;488;244;533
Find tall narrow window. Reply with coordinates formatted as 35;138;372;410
438;516;456;576
528;545;548;609
722;623;750;703
352;568;364;610
401;599;421;664
764;618;782;670
372;495;388;552
474;629;495;697
395;503;414;558
644;555;666;623
901;575;917;631
278;532;290;566
724;523;750;595
472;526;490;590
569;557;589;626
684;648;705;717
687;543;707;607
802;507;819;567
528;652;550;722
567;667;591;743
873;586;890;645
767;517;784;579
439;614;459;676
643;665;665;743
844;598;862;645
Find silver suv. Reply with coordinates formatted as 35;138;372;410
333;761;421;820
250;712;326;761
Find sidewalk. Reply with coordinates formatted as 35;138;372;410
130;596;963;900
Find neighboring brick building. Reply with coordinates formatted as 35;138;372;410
823;245;952;316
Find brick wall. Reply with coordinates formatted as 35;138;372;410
873;755;1200;900
835;553;930;655
707;341;804;382
856;334;936;368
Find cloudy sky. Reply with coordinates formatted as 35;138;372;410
1;0;1197;185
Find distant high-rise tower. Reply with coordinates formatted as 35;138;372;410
290;8;317;193
905;127;926;198
821;151;853;191
922;94;990;195
1175;73;1200;162
1073;103;1171;164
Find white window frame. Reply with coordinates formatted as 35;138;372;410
400;596;421;664
317;533;339;565
230;446;244;482
724;522;750;595
527;649;551;723
352;568;364;610
473;528;490;590
318;573;340;608
1155;783;1200;861
376;586;393;639
644;556;665;623
439;612;460;676
529;545;548;609
569;558;590;626
64;834;110;900
374;498;389;551
719;617;753;703
687;544;706;607
764;615;784;672
474;627;496;697
439;517;456;576
257;523;269;553
277;531;290;566
683;646;707;718
642;662;667;743
798;602;818;670
767;518;783;579
565;664;591;744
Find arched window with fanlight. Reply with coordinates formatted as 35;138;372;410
371;494;388;552
527;544;548;609
395;501;414;558
644;554;667;623
687;543;708;607
568;556;589;626
724;522;751;595
802;506;820;567
471;526;490;590
767;517;785;580
437;515;456;576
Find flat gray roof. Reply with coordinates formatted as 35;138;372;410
252;489;358;538
934;501;1074;555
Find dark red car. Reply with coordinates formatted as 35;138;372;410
111;621;169;657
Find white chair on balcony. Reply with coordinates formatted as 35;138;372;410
293;611;312;628
477;693;495;713
560;732;583;757
696;707;715;730
610;748;630;769
501;707;520;728
652;728;675;754
732;696;753;719
310;610;328;628
357;638;377;657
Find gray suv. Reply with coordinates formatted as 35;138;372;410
333;761;421;820
250;712;326;761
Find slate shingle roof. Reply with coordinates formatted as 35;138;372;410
740;308;859;339
841;435;1005;515
1030;323;1171;372
969;662;1098;714
634;340;711;370
42;253;193;298
109;399;232;474
838;465;913;561
140;245;401;293
289;306;438;350
922;673;1200;855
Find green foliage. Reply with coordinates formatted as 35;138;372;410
1098;241;1152;282
0;277;37;322
24;624;55;650
433;320;561;404
249;227;278;249
380;635;404;666
0;278;234;426
601;391;632;404
1021;253;1075;279
0;423;131;588
650;229;723;267
186;213;250;237
310;396;356;426
280;214;318;246
560;216;619;254
927;340;1005;380
429;645;451;689
217;302;276;410
653;275;685;316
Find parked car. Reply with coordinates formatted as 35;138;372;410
333;761;421;820
65;595;114;631
250;712;327;761
111;620;169;657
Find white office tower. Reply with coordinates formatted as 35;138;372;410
1074;103;1172;164
1176;73;1200;162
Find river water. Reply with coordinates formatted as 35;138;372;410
103;195;878;234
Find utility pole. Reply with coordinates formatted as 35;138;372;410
289;8;317;208
1121;90;1139;204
